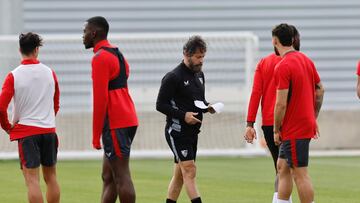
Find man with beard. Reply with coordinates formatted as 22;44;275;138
244;25;299;203
272;23;324;203
156;35;215;203
82;16;138;203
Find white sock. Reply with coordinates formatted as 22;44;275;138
277;199;289;203
272;192;278;203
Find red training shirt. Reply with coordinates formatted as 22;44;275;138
357;61;360;76
274;51;320;141
91;40;138;149
247;53;282;126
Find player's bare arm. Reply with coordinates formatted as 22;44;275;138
273;89;289;146
315;82;325;118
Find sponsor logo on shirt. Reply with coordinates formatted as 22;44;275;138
184;80;189;86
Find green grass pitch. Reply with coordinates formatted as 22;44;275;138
0;156;359;202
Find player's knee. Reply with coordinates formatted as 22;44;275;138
25;175;40;187
43;174;57;185
291;169;307;184
101;171;113;184
277;160;288;175
181;163;197;180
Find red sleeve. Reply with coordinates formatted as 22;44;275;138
357;61;360;76
52;70;60;115
246;60;263;122
0;73;14;131
274;63;290;90
91;53;109;149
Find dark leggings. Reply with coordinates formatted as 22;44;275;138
261;125;279;173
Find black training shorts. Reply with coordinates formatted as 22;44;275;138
165;125;198;163
17;133;58;169
279;138;311;168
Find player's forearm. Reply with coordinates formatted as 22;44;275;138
0;109;11;131
247;72;263;123
156;100;185;120
273;103;286;133
315;84;325;118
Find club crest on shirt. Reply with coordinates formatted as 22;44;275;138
198;78;203;85
184;80;189;86
181;150;188;157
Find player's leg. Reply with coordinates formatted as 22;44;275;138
277;158;293;201
106;126;137;203
101;118;118;203
262;126;279;172
277;141;293;202
178;135;201;202
101;155;117;203
167;163;183;201
18;136;44;203
290;139;314;203
179;160;201;201
23;167;43;203
108;157;135;203
42;166;60;203
165;127;201;202
291;167;314;203
262;125;281;202
40;133;60;203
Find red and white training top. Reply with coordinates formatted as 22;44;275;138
0;59;60;141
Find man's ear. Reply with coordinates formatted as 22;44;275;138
272;37;278;46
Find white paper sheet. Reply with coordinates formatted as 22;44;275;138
210;102;224;113
194;100;225;113
194;100;208;109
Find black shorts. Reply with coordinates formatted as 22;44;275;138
17;133;58;169
102;126;137;160
279;138;311;168
165;125;198;163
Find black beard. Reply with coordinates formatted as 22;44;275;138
190;64;202;73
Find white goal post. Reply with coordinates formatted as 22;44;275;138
0;32;264;159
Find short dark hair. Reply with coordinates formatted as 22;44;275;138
183;35;207;56
272;23;294;46
19;32;43;55
86;16;109;38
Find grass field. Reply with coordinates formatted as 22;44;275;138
0;156;359;203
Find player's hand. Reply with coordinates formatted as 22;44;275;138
6;122;16;135
208;106;216;114
184;112;201;125
314;121;320;139
93;141;102;150
274;131;282;146
244;126;256;144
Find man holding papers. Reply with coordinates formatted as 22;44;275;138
156;35;217;203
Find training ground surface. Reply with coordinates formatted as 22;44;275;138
0;157;359;203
